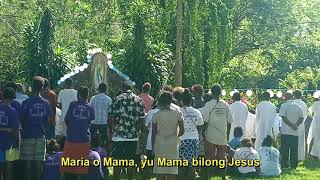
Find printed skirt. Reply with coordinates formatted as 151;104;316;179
20;137;46;161
179;139;199;164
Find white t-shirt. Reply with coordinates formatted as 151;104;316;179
55;108;66;136
180;107;204;140
258;147;281;176
233;147;260;174
57;89;77;121
145;108;159;150
279;100;303;136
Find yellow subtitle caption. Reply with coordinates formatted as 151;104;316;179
61;157;260;169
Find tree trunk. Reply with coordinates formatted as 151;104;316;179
174;0;183;86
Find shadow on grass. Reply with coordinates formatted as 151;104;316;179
303;159;320;170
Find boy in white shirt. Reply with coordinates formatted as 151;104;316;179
258;135;281;176
233;138;260;177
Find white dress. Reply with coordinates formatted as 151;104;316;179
309;101;320;158
229;101;248;140
255;101;277;149
294;99;308;161
246;112;256;137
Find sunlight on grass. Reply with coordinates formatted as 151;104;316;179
105;160;320;179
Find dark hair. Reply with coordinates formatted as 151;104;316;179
65;78;73;87
98;83;107;93
211;84;222;97
57;136;66;149
241;137;253;148
158;91;173;106
192;84;203;97
163;85;174;93
78;86;89;100
182;88;193;106
123;82;133;91
32;76;44;92
293;90;302;99
249;109;256;114
16;83;24;93
5;81;17;91
262;91;270;101
173;87;184;105
3;87;16;100
232;92;241;101
251;137;256;145
203;93;213;103
47;139;61;153
234;126;243;138
262;135;273;147
285;92;293;100
142;82;151;93
43;78;50;89
91;132;102;148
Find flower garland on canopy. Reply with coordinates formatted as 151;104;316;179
217;89;320;98
57;48;136;86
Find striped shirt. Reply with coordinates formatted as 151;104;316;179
90;93;112;125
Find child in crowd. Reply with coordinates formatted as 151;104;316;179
233;138;260;177
43;139;63;180
88;134;105;180
20;76;52;180
228;127;243;150
0;87;20;180
61;86;95;180
258;135;281;176
91;132;108;177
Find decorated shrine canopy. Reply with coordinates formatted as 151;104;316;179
57;48;135;96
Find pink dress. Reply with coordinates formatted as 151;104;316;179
139;93;154;113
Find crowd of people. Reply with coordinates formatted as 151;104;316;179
0;76;320;180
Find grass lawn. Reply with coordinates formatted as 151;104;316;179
107;160;320;180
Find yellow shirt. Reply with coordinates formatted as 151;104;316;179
201;99;233;145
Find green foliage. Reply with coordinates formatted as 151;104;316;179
1;0;320;95
20;9;72;87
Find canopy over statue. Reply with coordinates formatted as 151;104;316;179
57;49;135;97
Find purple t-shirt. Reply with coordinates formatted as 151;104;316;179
0;104;19;150
10;100;21;113
43;152;63;180
20;96;52;138
65;101;94;143
88;150;104;180
92;147;108;176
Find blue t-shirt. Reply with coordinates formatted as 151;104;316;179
228;137;241;150
43;152;63;180
0;104;19;150
20;96;52;138
65;101;94;143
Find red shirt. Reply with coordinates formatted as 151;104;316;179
41;89;57;124
139;93;154;113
